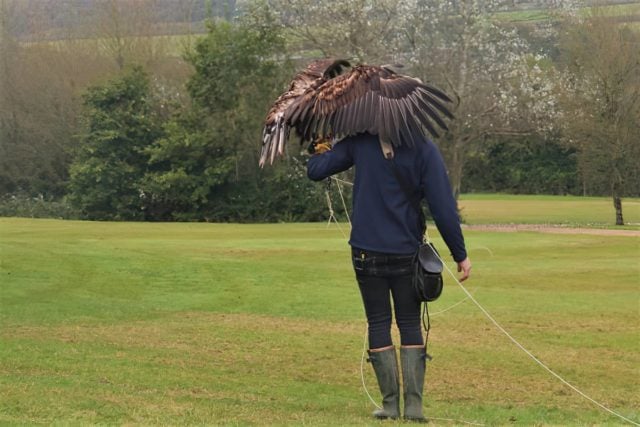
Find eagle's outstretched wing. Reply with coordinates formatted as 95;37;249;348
259;59;350;167
287;65;453;148
259;61;453;166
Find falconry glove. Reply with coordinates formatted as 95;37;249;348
312;141;333;155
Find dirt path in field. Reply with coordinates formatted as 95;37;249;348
464;224;640;237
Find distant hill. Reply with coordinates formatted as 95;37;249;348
3;0;638;42
3;0;236;41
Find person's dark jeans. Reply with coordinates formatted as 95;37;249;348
352;247;423;349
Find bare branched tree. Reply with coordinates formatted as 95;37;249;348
267;0;405;63
95;0;167;70
558;8;640;225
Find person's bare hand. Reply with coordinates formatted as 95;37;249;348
457;257;472;282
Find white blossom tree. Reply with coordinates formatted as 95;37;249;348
396;0;566;196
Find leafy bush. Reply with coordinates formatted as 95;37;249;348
68;67;164;220
463;136;580;195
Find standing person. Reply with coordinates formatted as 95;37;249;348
307;133;471;422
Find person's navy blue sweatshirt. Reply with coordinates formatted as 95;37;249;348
307;132;467;262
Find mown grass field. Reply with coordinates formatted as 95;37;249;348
459;194;640;227
1;196;639;425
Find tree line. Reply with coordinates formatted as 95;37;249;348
1;0;638;224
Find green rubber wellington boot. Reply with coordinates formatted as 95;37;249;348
367;347;400;419
401;346;427;422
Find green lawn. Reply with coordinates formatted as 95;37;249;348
0;217;638;425
459;194;640;227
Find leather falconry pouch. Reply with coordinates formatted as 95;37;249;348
413;242;444;302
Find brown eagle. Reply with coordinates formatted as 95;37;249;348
259;59;453;167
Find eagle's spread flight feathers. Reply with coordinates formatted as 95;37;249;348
259;59;453;167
